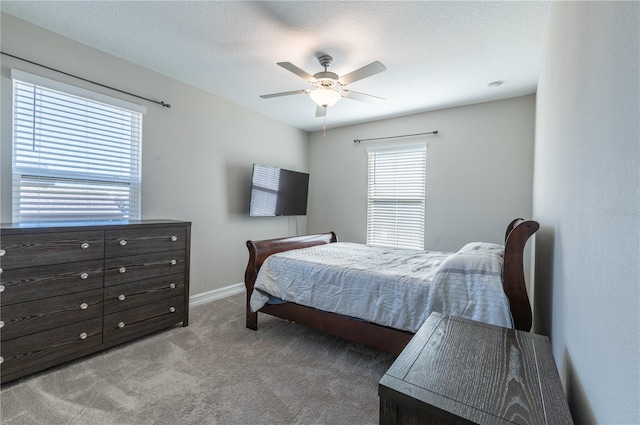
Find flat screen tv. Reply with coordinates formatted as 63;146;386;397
249;164;309;216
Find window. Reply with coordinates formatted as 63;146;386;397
12;70;144;223
367;143;426;249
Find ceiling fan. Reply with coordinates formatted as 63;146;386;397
260;54;386;118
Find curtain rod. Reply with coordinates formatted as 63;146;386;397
1;51;171;108
353;130;438;143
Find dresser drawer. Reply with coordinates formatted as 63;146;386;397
104;273;185;315
0;317;102;379
103;295;184;344
1;288;103;341
0;231;104;269
104;250;186;286
0;260;103;306
105;226;187;258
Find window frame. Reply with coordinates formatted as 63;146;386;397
11;69;145;224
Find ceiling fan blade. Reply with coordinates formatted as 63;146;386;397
315;105;327;118
277;62;318;82
260;89;310;99
338;61;386;85
340;89;385;103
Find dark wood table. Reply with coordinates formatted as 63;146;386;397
379;313;574;425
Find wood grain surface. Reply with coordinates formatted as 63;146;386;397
379;314;574;425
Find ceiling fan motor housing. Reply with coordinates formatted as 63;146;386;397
313;54;340;88
313;71;340;88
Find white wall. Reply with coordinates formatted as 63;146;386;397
0;14;309;297
533;2;639;423
308;96;536;252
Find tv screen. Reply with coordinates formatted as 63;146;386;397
249;164;309;216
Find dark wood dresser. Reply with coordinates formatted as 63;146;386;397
379;313;574;425
0;220;191;384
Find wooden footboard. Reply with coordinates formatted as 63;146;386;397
244;219;538;354
244;232;336;330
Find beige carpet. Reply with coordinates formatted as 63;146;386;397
0;293;396;425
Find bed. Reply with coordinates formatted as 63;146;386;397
244;218;539;354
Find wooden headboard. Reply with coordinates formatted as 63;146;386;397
503;218;539;331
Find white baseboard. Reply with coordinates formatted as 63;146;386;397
189;282;245;307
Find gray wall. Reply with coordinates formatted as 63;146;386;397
308;95;536;253
0;14;310;297
533;2;639;423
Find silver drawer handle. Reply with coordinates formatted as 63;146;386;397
0;285;5;293
170;260;177;266
118;322;125;328
79;332;88;340
169;307;176;313
0;249;5;256
81;243;90;249
80;303;88;310
118;294;126;301
169;283;176;289
119;239;127;246
171;236;178;242
0;268;3;274
119;267;127;274
0;321;5;328
0;356;4;364
80;272;89;280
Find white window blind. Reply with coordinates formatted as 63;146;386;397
367;143;426;249
12;71;143;223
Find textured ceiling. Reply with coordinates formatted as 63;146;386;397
0;1;551;132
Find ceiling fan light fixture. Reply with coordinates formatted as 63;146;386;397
309;88;342;107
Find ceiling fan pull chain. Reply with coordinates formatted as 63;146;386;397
322;113;327;139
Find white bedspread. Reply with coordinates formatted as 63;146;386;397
250;242;513;332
